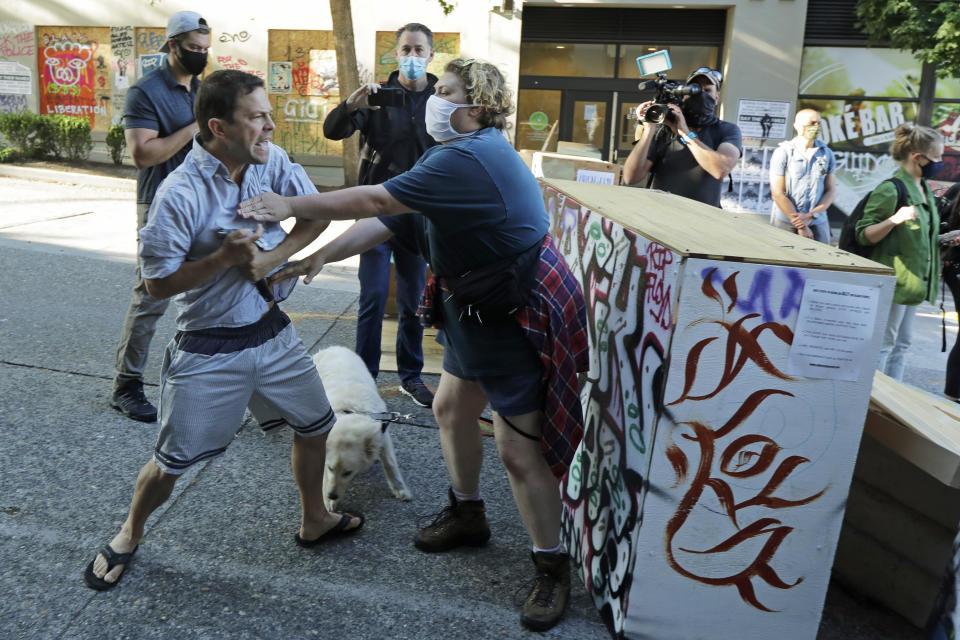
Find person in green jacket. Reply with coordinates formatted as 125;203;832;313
856;123;944;381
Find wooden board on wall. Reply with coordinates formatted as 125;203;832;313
134;27;166;78
36;26;111;131
267;29;342;161
374;31;459;83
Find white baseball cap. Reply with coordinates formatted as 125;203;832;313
159;11;209;53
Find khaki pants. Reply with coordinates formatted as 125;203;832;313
112;202;170;392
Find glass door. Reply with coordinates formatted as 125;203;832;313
614;90;656;165
560;91;612;160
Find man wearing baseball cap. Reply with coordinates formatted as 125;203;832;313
110;11;211;422
623;66;742;208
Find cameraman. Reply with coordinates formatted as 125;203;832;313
622;67;742;208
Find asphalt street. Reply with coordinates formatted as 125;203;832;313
0;168;947;639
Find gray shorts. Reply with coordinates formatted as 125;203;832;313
154;305;335;474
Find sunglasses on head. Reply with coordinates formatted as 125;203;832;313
689;67;723;87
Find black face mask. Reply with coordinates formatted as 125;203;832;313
681;92;718;128
176;46;208;76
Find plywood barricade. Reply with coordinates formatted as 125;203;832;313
373;31;459;83
543;178;896;639
518;150;621;185
267;29;341;162
833;372;960;628
134;26;166;78
36;26;111;131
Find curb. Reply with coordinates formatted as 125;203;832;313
0;163;344;192
0;164;136;191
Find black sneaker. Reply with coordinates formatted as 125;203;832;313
110;384;158;422
399;379;434;408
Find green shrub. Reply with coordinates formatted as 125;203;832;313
0;145;15;163
0;111;39;157
32;114;60;159
106;123;126;165
52;115;93;161
0;112;93;161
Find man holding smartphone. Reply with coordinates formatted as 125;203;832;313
322;23;437;408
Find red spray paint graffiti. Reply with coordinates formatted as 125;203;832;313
663;267;825;611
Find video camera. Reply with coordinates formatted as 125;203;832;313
635;50;701;125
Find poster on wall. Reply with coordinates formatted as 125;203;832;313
110;26;134;124
269;61;292;94
138;54;164;77
721;145;775;215
266;29;342;160
737;99;790;140
0;61;31;94
374;31;459;83
37;26;112;131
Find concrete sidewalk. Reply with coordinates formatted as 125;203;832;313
0;167;942;639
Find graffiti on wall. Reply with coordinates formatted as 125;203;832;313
0;93;28;113
548;185;678;633
134;27;166;79
215;55;264;79
37;27;111;130
0;22;35;57
267;30;343;159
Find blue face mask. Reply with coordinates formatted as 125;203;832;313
921;156;944;179
398;55;428;81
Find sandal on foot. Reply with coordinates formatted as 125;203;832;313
83;543;138;591
295;512;364;548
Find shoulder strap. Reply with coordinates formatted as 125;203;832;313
888;178;908;210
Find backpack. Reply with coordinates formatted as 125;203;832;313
837;178;908;258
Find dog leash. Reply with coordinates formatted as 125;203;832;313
341;410;494;432
342;410;438;431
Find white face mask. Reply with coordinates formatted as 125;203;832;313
425;94;479;142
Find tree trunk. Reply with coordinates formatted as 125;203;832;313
917;61;936;127
329;0;360;187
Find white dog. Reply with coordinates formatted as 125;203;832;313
313;346;412;510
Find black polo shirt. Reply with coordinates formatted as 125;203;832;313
124;63;200;204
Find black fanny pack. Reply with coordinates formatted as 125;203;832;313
444;238;543;324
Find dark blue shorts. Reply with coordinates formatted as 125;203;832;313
442;347;544;416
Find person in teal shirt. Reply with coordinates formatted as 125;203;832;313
856;124;944;381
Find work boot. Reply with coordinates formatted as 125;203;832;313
520;551;571;632
413;488;491;552
110;382;158;423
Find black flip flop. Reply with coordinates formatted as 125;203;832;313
83;543;138;591
294;512;365;548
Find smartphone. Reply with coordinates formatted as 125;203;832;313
368;87;405;107
216;227;268;250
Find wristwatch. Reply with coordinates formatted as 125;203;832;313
679;131;698;146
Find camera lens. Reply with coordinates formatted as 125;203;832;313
643;104;667;124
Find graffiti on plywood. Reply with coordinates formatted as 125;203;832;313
266;29;342;159
37;27;111;130
547;185;678;633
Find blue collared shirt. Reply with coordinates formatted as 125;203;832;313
124;61;201;204
139;138;317;330
769;139;836;226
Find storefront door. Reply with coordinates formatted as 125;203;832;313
560;91;612;160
